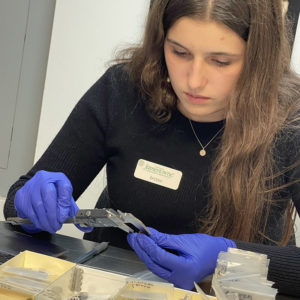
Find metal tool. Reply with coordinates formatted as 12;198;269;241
6;208;150;235
74;242;109;264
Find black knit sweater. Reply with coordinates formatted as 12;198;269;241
4;64;300;296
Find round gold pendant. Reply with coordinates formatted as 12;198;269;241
200;149;206;156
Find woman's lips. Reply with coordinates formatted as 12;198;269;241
185;92;211;104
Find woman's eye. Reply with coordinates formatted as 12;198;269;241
173;49;189;57
212;59;231;67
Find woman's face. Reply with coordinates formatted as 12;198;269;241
164;17;246;122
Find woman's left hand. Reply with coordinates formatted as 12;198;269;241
127;227;236;290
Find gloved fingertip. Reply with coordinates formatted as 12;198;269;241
16;211;26;218
82;226;94;233
136;232;148;243
62;186;72;199
127;233;140;249
52;222;64;234
136;233;157;253
144;228;168;245
75;224;94;233
147;227;159;235
69;198;79;217
181;282;195;291
228;239;237;249
57;197;78;222
220;237;236;249
58;212;68;224
127;232;136;242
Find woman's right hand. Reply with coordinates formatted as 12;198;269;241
14;170;86;234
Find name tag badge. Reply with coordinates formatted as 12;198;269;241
134;159;182;190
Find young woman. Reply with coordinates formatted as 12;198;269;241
4;0;300;296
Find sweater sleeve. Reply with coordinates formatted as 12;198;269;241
234;240;300;297
3;65;122;219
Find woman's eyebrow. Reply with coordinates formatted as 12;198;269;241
166;38;189;51
207;52;241;58
166;38;241;57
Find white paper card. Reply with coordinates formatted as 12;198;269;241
134;159;182;190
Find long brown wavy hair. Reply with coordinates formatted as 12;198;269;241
120;0;300;245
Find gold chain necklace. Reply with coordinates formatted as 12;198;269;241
188;119;224;156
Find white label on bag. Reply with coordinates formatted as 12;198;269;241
134;159;182;190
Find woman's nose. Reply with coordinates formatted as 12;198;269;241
187;60;208;90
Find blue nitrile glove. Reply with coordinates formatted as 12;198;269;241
14;170;93;234
127;227;236;290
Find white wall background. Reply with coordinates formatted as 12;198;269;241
36;0;150;238
291;13;300;245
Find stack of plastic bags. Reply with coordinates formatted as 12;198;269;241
212;248;278;300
